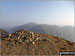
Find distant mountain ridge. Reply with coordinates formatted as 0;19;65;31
5;22;74;42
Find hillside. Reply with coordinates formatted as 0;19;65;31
0;29;74;55
0;29;9;38
7;23;74;42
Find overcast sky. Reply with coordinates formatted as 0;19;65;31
0;0;74;28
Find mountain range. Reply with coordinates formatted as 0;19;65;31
2;22;74;42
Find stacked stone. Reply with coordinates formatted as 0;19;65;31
4;29;48;45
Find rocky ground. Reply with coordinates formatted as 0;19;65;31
0;29;74;55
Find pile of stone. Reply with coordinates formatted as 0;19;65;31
3;29;48;45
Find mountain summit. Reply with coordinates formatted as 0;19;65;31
1;29;74;55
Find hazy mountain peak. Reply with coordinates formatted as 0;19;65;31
25;22;38;25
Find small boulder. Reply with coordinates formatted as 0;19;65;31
9;34;11;37
32;41;35;44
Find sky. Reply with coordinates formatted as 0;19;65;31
0;0;74;28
